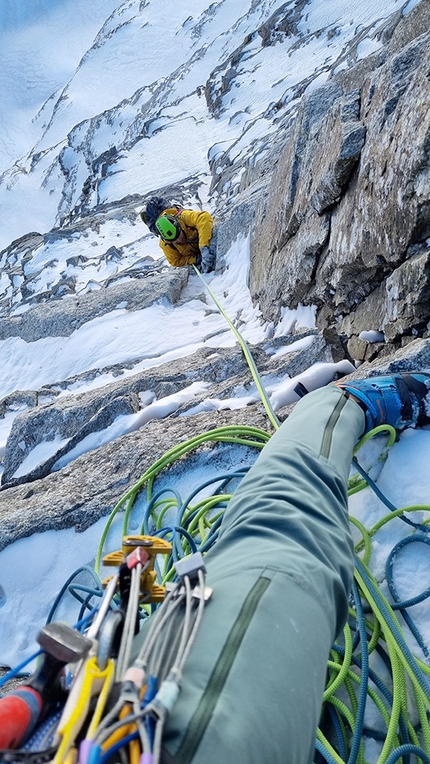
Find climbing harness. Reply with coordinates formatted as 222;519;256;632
1;273;430;763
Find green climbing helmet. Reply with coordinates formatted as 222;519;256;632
155;214;181;242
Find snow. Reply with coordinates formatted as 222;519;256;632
0;0;121;172
13;435;70;478
270;360;357;409
0;517;109;669
403;0;422;13
0;1;429;756
0;410;27;458
267;335;315;358
274;304;317;337
0;236;264;401
0;0;412;249
3;213;422;677
0;439;259;671
2;409;430;683
356;36;383;60
0;304;220;398
359;330;385;343
349;427;430;657
52;381;210;471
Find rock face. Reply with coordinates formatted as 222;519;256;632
249;2;430;359
0;269;187;342
0;406;268;553
0;326;334;489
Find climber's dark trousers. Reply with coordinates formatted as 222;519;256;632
155;386;365;764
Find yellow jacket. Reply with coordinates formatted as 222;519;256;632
158;209;213;267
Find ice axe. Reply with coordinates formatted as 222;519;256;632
0;622;92;750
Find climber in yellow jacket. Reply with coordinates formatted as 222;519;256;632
140;197;216;272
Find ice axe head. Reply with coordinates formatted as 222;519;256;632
30;622;93;698
36;622;92;664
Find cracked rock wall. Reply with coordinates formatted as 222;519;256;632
249;2;430;361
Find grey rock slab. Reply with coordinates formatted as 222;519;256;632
1;332;336;488
384;247;430;341
0;232;44;260
249;84;344;319
0;338;426;553
2;393;141;488
328;35;430;274
334;338;430;380
273;212;330;311
0;270;188;342
336;243;430;346
249;9;430;344
0;406;271;553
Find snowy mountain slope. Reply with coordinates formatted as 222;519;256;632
0;0;415;251
0;0;121;172
0;0;422;404
0;10;430;763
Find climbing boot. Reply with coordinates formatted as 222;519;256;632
336;372;430;432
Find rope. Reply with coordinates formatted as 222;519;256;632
86;420;429;764
332;426;430;764
94;425;270;575
5;418;430;764
193;265;281;430
6;292;430;764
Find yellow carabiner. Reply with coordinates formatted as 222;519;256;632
86;658;115;739
54;656;115;764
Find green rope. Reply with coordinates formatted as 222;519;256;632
91;343;430;763
193;266;281;431
94;424;269;573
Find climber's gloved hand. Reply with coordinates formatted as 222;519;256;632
200;246;215;273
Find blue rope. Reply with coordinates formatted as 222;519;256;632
315;737;343;764
0;649;42;689
142;487;183;535
331;641;412;749
156;526;198;561
384;744;430;764
0;612;95;691
386;534;430;659
176;469;248;528
327;704;348;760
355;557;430;699
198;527;221;553
351;457;428;531
46;565;103;624
347;580;368;764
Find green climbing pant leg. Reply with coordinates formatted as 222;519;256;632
146;386;365;764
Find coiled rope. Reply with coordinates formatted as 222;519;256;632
3;272;430;764
33;406;430;764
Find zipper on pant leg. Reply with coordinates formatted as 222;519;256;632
176;575;271;764
320;393;347;459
